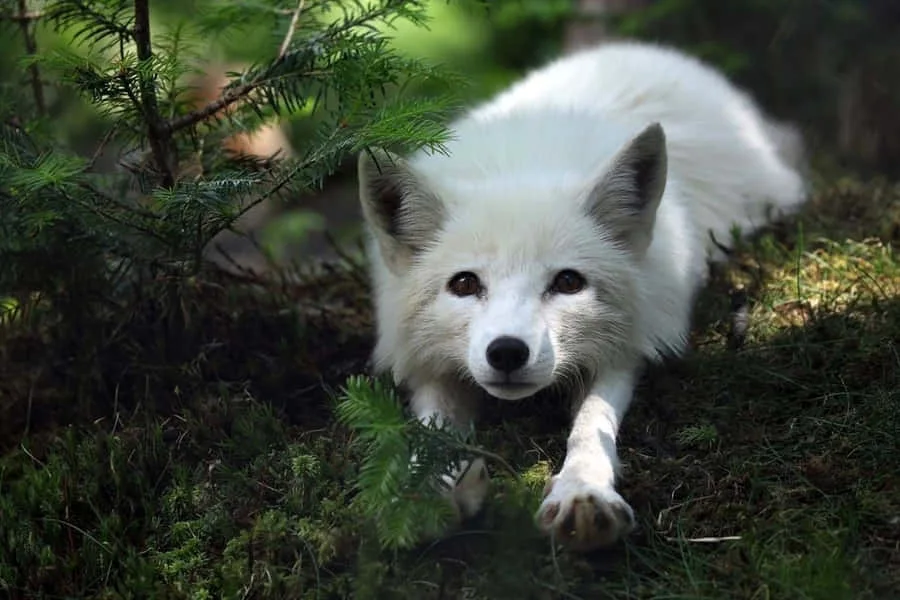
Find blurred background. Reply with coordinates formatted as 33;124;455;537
4;0;899;269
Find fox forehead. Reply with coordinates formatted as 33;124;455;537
426;201;613;267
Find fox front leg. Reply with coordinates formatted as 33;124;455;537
535;367;638;551
408;379;491;520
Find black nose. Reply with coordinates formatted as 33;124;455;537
486;336;530;373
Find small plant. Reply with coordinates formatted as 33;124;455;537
336;374;482;550
675;423;719;450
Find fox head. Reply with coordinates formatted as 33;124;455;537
358;122;667;400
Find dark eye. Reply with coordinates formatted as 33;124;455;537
447;271;482;297
549;269;586;295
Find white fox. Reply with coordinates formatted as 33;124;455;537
357;41;806;550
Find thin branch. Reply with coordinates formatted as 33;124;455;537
86;124;119;171
194;132;332;250
278;0;306;59
166;81;258;135
1;10;44;22
132;0;174;187
164;0;310;137
63;189;170;246
166;0;389;136
77;181;157;220
16;0;45;117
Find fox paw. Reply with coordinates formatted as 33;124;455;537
535;471;635;551
443;457;491;520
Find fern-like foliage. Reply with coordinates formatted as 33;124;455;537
336;375;480;550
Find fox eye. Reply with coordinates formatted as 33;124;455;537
549;269;586;295
447;271;482;297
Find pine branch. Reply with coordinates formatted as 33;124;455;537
335;374;493;549
46;0;133;48
165;81;257;136
132;0;174;187
164;0;311;135
166;0;429;136
85;124;118;171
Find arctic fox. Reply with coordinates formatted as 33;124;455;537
357;42;806;551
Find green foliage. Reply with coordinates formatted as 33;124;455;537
0;0;469;443
1;0;462;336
336;375;474;550
674;423;719;450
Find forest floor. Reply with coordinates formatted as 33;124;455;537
1;168;899;599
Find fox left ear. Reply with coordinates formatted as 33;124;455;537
586;122;667;253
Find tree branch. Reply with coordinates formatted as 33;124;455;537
165;81;258;135
167;1;307;137
16;0;45;117
132;0;174;188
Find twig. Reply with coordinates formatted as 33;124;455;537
197;128;342;250
42;518;113;554
23;374;36;440
166;81;257;135
132;0;174;187
63;189;171;246
19;443;45;468
86;124;119;171
2;10;43;22
278;0;306;59
664;535;742;543
457;442;519;479
16;0;45;117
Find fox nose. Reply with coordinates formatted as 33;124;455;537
486;336;530;373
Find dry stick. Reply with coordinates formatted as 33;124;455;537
3;10;43;21
278;0;306;59
16;0;45;117
132;0;174;188
664;536;742;543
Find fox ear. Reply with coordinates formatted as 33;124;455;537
358;148;444;270
586;122;667;253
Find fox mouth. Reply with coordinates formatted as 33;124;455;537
486;381;533;390
482;381;539;400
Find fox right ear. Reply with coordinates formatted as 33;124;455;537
586;122;667;254
357;148;444;270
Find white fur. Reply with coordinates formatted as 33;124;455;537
358;42;806;550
